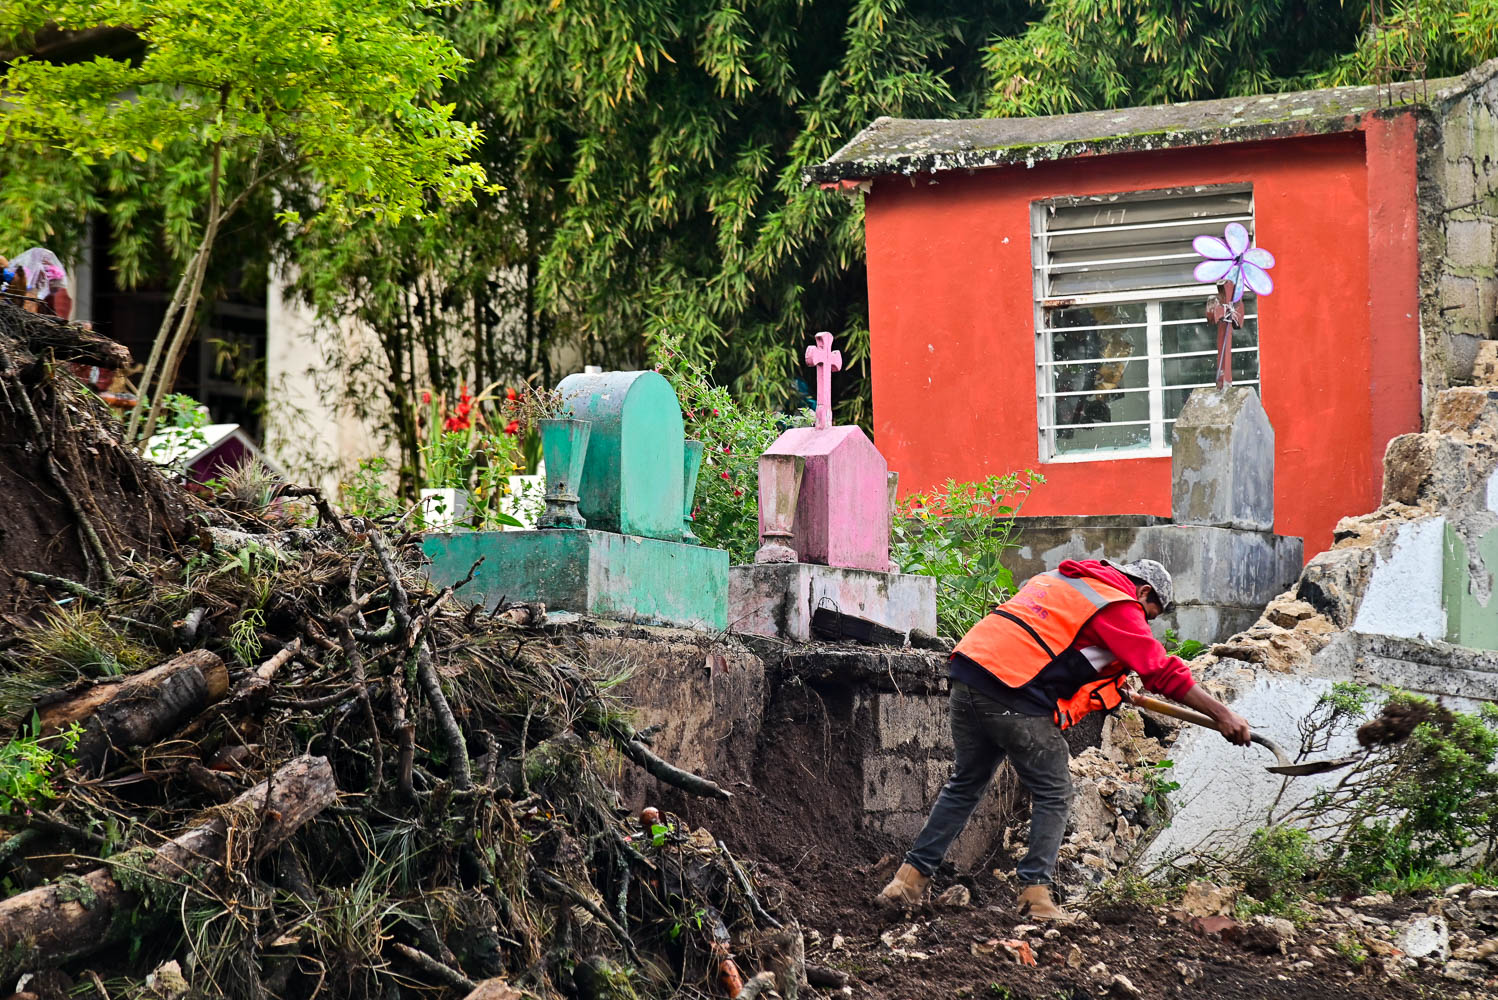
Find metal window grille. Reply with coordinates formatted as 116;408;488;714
1031;185;1260;461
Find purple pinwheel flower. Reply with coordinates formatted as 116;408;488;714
1192;222;1274;302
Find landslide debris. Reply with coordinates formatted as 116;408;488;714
0;306;795;999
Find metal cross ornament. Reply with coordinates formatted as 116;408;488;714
1193;223;1275;389
806;331;843;430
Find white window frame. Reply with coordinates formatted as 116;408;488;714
1031;185;1260;464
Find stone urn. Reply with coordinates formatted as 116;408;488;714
754;453;804;563
419;487;470;532
681;439;705;544
537;417;591;530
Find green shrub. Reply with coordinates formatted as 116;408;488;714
341;457;404;520
1331;694;1498;887
1162;628;1207;660
653;335;812;564
890;472;1043;640
1239;826;1317;905
1224;690;1498;902
0;721;82;815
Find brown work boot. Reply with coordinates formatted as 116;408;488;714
877;863;930;906
1017;884;1072;921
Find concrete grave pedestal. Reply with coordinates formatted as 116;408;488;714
731;562;935;642
423;370;731;630
424;529;728;629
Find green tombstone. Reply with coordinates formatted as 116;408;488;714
558;370;684;541
422;368;728;629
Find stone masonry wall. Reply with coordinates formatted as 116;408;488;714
859;690;1014;870
1422;71;1498;396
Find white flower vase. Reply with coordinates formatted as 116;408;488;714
420;487;471;532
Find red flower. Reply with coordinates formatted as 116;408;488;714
505;387;518;401
719;471;731;480
504;419;521;435
456;399;473;418
444;415;471;432
722;445;731;454
733;488;743;497
421;391;431;404
712;408;720;416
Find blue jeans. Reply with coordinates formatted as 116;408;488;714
904;681;1074;885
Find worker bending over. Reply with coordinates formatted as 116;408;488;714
878;559;1251;920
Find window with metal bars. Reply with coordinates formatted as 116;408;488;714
1031;185;1260;461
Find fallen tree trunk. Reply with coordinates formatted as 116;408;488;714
35;650;229;771
0;754;335;966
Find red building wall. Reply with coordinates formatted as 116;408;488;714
864;128;1422;558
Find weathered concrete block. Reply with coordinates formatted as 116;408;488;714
1134;524;1302;608
1447;219;1496;268
1444;107;1477;163
1440;274;1481;320
424;529;729;630
862;754;928;812
606;631;766;807
728;562;935;642
1444;155;1478;207
877;693;949;750
1171;387;1275;531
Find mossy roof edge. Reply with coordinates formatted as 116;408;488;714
808;60;1498;185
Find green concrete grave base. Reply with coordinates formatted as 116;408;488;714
423;530;729;630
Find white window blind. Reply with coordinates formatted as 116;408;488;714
1032;185;1261;461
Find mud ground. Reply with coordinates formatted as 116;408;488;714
662;678;1480;1000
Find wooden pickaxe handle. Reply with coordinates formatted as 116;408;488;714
1127;693;1292;768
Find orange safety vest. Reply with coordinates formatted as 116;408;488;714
953;571;1140;730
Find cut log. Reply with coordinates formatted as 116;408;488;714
0;754;335;966
35;649;229;771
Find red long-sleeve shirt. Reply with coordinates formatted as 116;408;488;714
1057;559;1196;700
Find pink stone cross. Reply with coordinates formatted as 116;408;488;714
806;331;842;430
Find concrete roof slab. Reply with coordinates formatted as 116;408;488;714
808;60;1498;184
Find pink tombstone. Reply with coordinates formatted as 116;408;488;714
758;333;891;572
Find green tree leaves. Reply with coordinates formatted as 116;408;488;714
0;0;487;444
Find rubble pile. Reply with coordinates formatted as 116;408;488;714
1056;711;1178;888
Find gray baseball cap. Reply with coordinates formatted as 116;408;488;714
1112;559;1174;610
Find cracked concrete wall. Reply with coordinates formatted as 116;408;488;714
1421;74;1498;399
